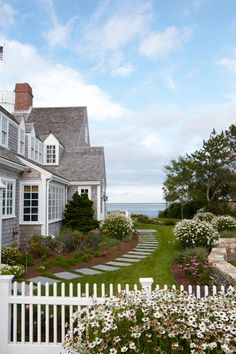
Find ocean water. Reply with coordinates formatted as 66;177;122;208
106;203;166;218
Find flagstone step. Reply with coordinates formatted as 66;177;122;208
121;254;147;258
115;257;141;262
28;276;60;285
92;264;120;272
106;261;131;267
75;268;103;275
128;251;152;255
54;271;81;280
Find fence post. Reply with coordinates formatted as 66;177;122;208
0;275;14;354
139;277;153;295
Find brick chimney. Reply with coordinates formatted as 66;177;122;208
14;83;33;112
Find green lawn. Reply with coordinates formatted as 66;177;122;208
39;224;179;295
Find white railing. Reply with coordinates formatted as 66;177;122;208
0;275;228;354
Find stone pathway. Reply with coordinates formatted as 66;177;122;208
27;229;158;284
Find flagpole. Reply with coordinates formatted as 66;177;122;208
3;42;6;93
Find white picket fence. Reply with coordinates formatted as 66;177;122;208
0;275;228;354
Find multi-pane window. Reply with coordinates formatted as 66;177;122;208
2;180;14;217
1;116;8;146
80;188;89;196
31;137;35;160
29;136;43;163
46;145;56;164
23;185;39;222
48;185;65;221
35;140;39;161
19;128;25;155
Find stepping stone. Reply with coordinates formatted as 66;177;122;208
107;261;131;267
136;245;157;248
54;271;81;280
135;247;157;251
28;276;59;286
13;283;36;293
75;268;102;275
92;264;119;272
128;251;152;255
115;257;141;262
133;248;155;252
122;254;147;258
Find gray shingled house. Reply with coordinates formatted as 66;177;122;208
0;83;106;245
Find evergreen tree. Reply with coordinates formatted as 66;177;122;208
62;192;99;233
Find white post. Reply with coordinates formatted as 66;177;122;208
139;277;154;295
0;180;6;273
0;275;14;354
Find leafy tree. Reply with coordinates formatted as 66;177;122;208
163;128;236;212
62;192;99;233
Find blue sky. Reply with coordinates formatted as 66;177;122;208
0;0;236;202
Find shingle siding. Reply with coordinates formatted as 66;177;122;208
0;167;20;245
19;225;42;244
49;221;62;237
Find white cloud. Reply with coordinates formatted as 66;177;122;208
0;39;126;120
139;26;192;59
42;0;75;47
79;2;152;56
111;63;134;77
0;0;15;28
44;21;74;47
218;51;236;74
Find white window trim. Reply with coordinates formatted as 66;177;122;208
48;183;66;223
0;113;9;148
44;133;60;165
78;186;91;200
28;134;43;164
20;181;42;225
1;178;16;219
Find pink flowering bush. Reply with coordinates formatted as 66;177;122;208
63;288;236;354
100;212;134;240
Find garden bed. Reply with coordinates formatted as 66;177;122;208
25;235;139;279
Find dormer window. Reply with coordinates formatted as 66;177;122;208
1;115;8;147
18;118;25;156
31;136;35;159
28;128;43;163
19;128;25;155
44;133;61;165
46;145;56;164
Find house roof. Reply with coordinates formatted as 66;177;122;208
46;147;106;181
0;146;25;168
0;105;19;125
26;107;86;147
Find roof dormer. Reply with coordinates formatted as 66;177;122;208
18;118;25;156
44;133;63;165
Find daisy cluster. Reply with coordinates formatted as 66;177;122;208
100;212;134;240
211;215;236;232
174;219;219;249
63;288;236;354
193;211;216;223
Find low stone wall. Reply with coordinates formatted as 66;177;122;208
208;238;236;286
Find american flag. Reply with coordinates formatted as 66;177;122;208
0;46;3;61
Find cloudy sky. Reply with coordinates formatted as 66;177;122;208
0;0;236;202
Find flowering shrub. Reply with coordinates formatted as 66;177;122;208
211;215;236;231
100;212;134;240
0;264;25;277
2;242;23;266
176;247;211;284
193;211;216;223
28;235;57;257
63;288;236;354
174;219;219;248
